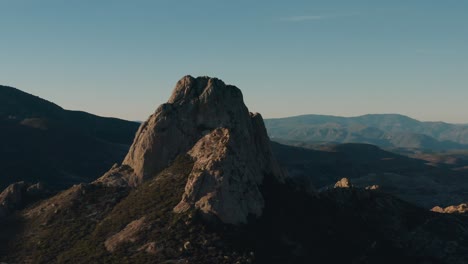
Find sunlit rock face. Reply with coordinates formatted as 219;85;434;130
97;75;284;224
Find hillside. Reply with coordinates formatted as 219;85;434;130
0;85;140;190
265;114;468;150
272;142;468;208
4;155;467;263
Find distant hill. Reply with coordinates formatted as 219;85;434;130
271;141;468;208
265;114;468;150
0;85;140;190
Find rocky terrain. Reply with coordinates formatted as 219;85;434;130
1;76;467;264
0;85;140;190
432;203;468;214
0;181;49;220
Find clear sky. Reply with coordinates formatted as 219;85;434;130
0;0;467;123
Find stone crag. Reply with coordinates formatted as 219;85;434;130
97;76;284;224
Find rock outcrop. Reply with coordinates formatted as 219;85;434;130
0;181;46;219
431;203;468;214
334;178;352;188
0;182;27;218
104;216;151;252
97;76;284;224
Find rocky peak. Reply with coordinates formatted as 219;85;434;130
168;76;243;106
97;75;284;224
119;76;253;184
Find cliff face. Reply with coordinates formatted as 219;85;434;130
97;76;284;224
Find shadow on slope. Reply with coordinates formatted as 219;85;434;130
2;155;467;264
271;141;468;208
0;85;140;190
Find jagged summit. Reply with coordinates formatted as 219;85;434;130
121;75;254;184
167;75;242;105
97;75;284;224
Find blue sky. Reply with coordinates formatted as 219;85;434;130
1;0;467;123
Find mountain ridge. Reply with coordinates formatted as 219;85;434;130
0;85;140;190
267;113;463;125
265;113;468;149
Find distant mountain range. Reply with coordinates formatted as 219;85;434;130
265;114;468;150
0;85;140;190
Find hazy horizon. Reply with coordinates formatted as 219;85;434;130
1;1;467;123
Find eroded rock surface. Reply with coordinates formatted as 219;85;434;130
97;76;284;224
104;217;151;252
0;181;47;219
174;126;273;224
0;182;27;219
431;203;468;214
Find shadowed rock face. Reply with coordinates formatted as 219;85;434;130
97;75;284;224
0;181;47;220
0;182;27;219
